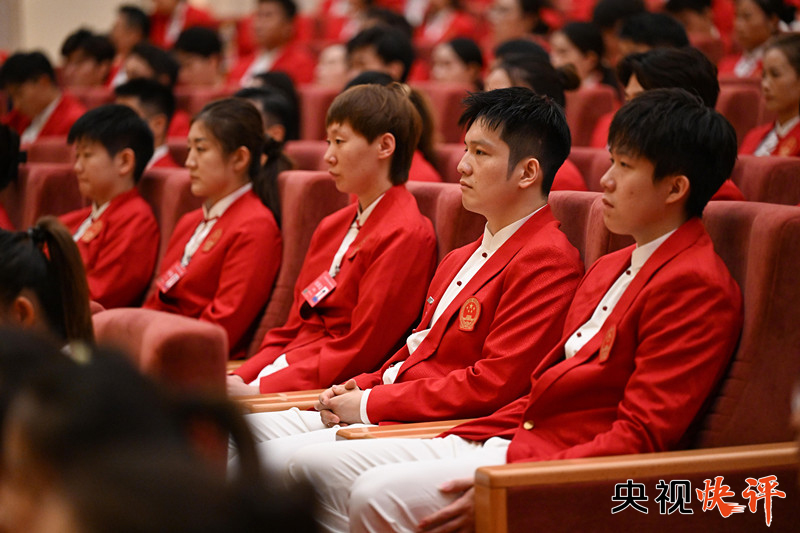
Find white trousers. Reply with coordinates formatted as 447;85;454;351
285;435;510;533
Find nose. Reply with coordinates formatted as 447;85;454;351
324;143;336;166
599;168;615;191
456;152;471;176
73;156;83;173
184;148;196;169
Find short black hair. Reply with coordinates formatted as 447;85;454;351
364;7;414;37
664;0;712;14
750;0;796;24
493;54;580;108
118;4;150;37
618;12;689;48
115;78;176;123
459;87;571;195
252;71;300;140
592;0;646;29
493;39;550;64
173;27;222;57
608;88;736;217
343;70;394;89
129;43;180;87
0;125;21;191
560;22;605;58
258;0;298;19
346;26;415;82
0;51;56;88
617;47;719;107
60;29;116;63
67;104;154;183
447;38;483;69
234;86;295;143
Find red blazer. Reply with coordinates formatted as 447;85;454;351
410;151;443;183
414;11;479;47
61;189;159;308
149;149;180;169
590;111;613;149
353;206;583;423
739;121;800;157
227;43;316;87
448;218;743;462
149;4;217;49
712;179;745;201
234;185;438;392
0;204;13;230
144;191;281;356
552;159;587;192
167;109;191;139
718;53;762;78
3;93;86;141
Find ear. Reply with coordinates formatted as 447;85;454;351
516;157;542;191
376;132;396;161
664;174;690;207
149;113;168;141
230;145;251;174
386;61;405;82
11;295;38;327
115;147;136;178
266;123;286;144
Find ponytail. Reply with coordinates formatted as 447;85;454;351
0;217;94;344
252;135;290;228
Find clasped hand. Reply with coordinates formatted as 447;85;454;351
314;378;363;426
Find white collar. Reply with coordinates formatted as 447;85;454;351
775;115;800;137
480;204;546;254
202;183;252;220
21;93;62;144
631;229;676;270
146;144;170;170
90;200;111;221
356;192;385;227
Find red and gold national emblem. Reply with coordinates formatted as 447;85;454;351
80;220;104;243
202;228;223;252
458;297;481;331
598;325;616;362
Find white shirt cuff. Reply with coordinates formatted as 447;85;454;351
359;388;372;424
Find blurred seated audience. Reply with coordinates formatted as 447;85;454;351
591;0;646;66
430;37;484;90
346;25;416;82
172;27;226;89
550;22;620;95
108;4;150;88
414;0;478;48
149;0;218;49
314;44;350;90
59;29;116;88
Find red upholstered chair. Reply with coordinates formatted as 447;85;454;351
716;84;763;147
474;200;800;532
297;84;339;140
433;143;465;183
564;86;618;147
567;147;611;192
138;167;203;270
166;139;189;167
246;170;350;355
410;81;471;144
689;33;725;64
68;86;114;109
284;139;328;171
174;86;232;115
730;155;800;205
92;307;227;393
24;138;73;163
17;162;84;227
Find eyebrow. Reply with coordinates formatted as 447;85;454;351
465;138;496;149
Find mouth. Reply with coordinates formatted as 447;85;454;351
602;197;613;208
459;180;472;189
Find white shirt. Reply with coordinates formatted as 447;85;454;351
249;194;385;385
754;115;800;157
165;1;188;47
21;94;61;144
563;229;676;359
734;45;765;79
360;208;543;423
146;144;171;170
240;49;280;87
180;183;252;266
72;201;111;241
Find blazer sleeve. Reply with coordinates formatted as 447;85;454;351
364;245;583;423
254;226;438;392
534;269;743;462
199;220;282;350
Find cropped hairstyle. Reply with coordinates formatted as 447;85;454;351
608;88;737;217
326;83;422;185
459;87;571;195
118;4;150;37
60;29;116;63
173;27;222;57
258;0;298;20
0;217;94;343
68;104;154;183
129;43;180;87
346;26;415;82
618;12;690;48
493;53;580;108
0;51;57;87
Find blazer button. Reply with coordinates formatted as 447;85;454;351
523;420;534;430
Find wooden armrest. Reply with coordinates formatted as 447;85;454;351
474;442;799;533
336;419;475;440
226;360;245;372
234;389;325;413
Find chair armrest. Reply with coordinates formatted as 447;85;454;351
336;419;475;440
234;389;325;413
474;442;799;533
226;360;245;372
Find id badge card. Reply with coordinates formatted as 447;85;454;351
302;271;337;307
155;261;187;293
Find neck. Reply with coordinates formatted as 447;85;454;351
94;181;134;207
485;196;546;235
30;87;60;119
357;182;392;211
632;213;687;247
777;110;799;128
205;178;248;209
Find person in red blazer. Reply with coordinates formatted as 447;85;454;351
0;124;19;231
228;0;315;87
282;89;745;532
59;105;159;309
414;0;479;49
740;33;800;157
717;0;790;79
0;52;87;144
144;99;282;358
229;84;438;394
234;88;583;458
149;0;217;49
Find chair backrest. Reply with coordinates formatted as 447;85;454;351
166;139;189;167
138;167;203;269
567;147;611;192
405;181;484;262
18;162;84;227
247;170;350;355
410;81;471;144
694;201;800;447
564;86;618;147
68;86;114;110
433;143;464;183
25;138;73;163
716;84;763;147
297;84;338;140
93;308;227;393
730;155;800;205
174;86;232;115
284;139;328;171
